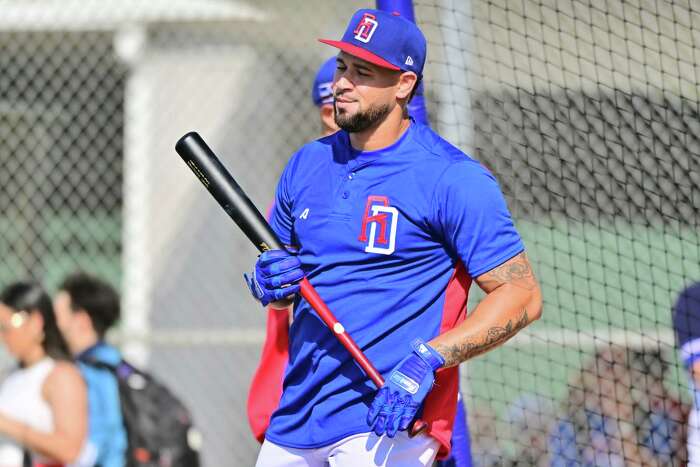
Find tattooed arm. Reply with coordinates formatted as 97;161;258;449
428;252;542;367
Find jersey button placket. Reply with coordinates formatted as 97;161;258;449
333;170;355;217
342;172;354;199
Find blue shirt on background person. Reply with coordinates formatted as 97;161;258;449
53;272;128;467
77;341;128;467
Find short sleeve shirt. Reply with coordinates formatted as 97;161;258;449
267;122;524;449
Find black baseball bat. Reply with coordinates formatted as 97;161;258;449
174;131;385;387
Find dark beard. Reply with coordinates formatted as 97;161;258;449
334;101;392;133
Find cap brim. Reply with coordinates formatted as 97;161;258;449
318;39;400;71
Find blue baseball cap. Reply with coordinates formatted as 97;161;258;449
319;9;426;77
311;57;337;107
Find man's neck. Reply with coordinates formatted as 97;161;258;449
70;333;100;357
349;108;410;152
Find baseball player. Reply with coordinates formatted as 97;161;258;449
673;281;700;465
247;57;340;444
248;55;473;464
246;9;542;466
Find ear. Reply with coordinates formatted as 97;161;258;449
396;72;418;100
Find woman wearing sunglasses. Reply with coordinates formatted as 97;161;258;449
0;281;88;467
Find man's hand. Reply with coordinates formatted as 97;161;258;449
367;339;444;438
244;249;304;306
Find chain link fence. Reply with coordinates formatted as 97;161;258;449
0;0;698;465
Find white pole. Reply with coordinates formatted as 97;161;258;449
117;25;151;368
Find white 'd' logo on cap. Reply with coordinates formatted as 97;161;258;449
353;13;379;43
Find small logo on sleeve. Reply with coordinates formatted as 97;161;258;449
358;195;398;255
299;208;310;219
353;13;379;43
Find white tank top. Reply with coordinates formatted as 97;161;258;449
0;358;56;464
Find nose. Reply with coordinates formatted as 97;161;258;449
333;73;353;95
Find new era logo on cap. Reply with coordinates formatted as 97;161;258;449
319;8;427;77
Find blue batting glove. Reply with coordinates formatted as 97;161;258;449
244;249;304;306
367;338;445;438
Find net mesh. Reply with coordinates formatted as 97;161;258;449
416;0;699;464
0;0;697;465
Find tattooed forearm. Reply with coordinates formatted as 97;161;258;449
436;308;530;367
478;252;536;291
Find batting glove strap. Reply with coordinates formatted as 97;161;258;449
410;338;445;373
366;338;442;438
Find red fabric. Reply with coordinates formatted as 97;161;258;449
247;306;291;443
423;263;471;460
317;39;401;70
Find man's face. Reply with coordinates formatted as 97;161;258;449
332;52;401;133
53;290;76;341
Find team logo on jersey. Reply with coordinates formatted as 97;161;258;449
358;195;398;255
353;13;379;43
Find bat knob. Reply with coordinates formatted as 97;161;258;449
409;419;428;437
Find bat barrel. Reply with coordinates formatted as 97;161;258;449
175;132;282;252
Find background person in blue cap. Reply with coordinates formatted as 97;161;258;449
247;8;542;466
311;56;341;137
673;281;700;466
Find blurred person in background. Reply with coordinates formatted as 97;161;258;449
548;345;649;466
468;404;501;467
502;393;553;466
673;281;700;466
312;56;341;137
0;281;88;467
628;347;688;465
53;273;127;467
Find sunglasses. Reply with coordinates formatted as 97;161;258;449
0;311;28;333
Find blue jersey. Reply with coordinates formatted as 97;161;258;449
267;122;523;453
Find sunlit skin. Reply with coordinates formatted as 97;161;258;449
332;51;418;151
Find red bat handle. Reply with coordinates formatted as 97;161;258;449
299;278;384;387
298;278;428;437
